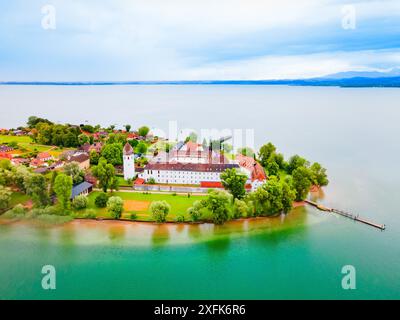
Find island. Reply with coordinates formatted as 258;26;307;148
0;116;329;226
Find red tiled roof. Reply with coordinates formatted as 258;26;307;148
37;152;52;160
200;181;223;188
236;154;267;182
67;153;90;163
135;178;145;185
144;163;239;172
30;159;44;167
0;152;12;160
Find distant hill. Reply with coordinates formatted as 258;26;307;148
320;68;400;79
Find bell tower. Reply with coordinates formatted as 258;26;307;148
123;142;135;180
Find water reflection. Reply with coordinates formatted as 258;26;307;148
151;225;170;246
108;225;126;242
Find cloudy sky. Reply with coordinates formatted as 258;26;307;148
1;0;400;81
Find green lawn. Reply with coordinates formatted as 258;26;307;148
76;191;207;222
0;135;74;156
116;176;132;187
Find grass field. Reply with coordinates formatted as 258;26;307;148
116;176;132;187
0;135;74;156
76;191;207;222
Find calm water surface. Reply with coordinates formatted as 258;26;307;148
0;85;399;299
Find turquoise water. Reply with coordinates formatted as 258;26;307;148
0;85;399;299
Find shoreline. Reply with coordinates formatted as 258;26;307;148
0;201;307;228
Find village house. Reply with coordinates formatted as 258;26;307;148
11;158;29;166
70;181;93;200
0;152;12;160
79;142;103;154
236;154;268;191
36;152;53;162
66;153;90;170
30;158;46;168
0;145;14;153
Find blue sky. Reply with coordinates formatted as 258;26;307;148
1;0;400;81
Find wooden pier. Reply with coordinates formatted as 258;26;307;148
304;200;386;231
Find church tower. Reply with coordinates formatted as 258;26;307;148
123;142;135;180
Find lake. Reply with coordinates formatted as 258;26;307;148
0;85;399;299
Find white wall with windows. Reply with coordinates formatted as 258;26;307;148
140;169;222;185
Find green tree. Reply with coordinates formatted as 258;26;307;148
287;155;309;174
101;143;123;165
135;141;148;155
0;159;12;170
49;170;59;196
0;186;12;211
310;162;329;187
63;162;85;185
24;174;50;207
281;179;296;214
80;124;95;133
91;158;116;192
107;196;124;219
220;168;247;199
54;174;73;210
90;149;100;165
205;189;232;225
109;176;120;193
258;142;276;167
78;134;89;145
27;116;53;128
128;139;138;149
95;192;109;208
125;124;131;132
233;199;250;218
292;166;312;201
138;126;150;137
13;166;31;193
72;195;88;210
187;200;204;222
150;200;170;222
266;161;279;176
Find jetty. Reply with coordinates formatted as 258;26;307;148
305;200;386;231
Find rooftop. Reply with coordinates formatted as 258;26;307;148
71;182;93;199
123;142;134;155
144;162;239;172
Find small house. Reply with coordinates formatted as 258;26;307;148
71;182;93;200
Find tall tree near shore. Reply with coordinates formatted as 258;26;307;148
220;168;247;200
287;155;309;174
54;174;73;210
310;162;329;187
0;186;12;211
91;157;116;193
292;166;312;201
24;174;50;207
206;189;232;225
125;124;131;133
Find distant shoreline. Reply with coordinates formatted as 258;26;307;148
1;78;400;88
